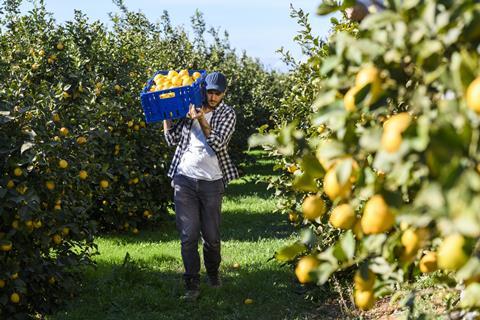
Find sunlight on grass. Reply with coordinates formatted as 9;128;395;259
48;150;316;320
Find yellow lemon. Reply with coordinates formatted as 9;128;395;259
79;170;88;180
46;181;55;190
0;241;12;251
381;129;403;153
419;252;438;273
192;71;202;80
355;65;382;106
10;293;20;304
344;87;358;112
354;269;376;291
52;234;62;245
301;195;326;221
295;255;319;284
323;167;352;201
383;112;411;133
354;290;375;311
167;70;178;78
466;76;480;113
59;127;69;136
58;159;68;169
329;204;356;229
13;168;22;177
100;180;109;189
361;195;395;234
437;234;469;271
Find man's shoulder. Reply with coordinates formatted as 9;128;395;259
216;103;236;118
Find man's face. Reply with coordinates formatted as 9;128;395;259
206;89;225;108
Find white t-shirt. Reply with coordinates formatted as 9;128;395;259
176;112;223;181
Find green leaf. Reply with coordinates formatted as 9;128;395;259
316;0;343;15
335;158;353;186
311;90;337;112
456;257;480;282
315;139;345;168
339;230;355;261
362;234;387;255
316;262;337;285
300;153;325;179
248;133;277;148
21;142;34;154
320;56;341;76
274;242;307;262
292;173;318;193
0;188;7;199
318;246;338;266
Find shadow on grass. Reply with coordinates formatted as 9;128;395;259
51;259;324;320
226;178;273;199
100;209;292;245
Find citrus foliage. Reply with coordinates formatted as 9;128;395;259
0;1;277;317
253;0;480;313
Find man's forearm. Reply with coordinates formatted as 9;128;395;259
198;117;211;137
163;119;173;133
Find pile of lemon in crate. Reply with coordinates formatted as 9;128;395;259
149;69;202;99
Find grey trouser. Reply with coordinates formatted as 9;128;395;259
173;174;225;283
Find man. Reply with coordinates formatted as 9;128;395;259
163;71;239;301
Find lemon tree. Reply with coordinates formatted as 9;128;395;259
252;0;480;314
0;1;278;317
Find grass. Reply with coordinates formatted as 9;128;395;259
47;149;321;320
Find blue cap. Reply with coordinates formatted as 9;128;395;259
205;72;227;92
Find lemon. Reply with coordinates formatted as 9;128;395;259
343;87;358;112
100;180;109;189
13;168;23;176
192;71;202;80
323;167;352;200
59;127;69;136
354;269;376;291
354;290;375;311
381;129;403;153
52;234;62;245
466;76;480;113
419;252;438;273
0;241;12;251
437;234;469;271
46;181;55;190
361;195;395;234
7;180;15;189
295;255;319;284
58;159;68;169
355;65;382;105
329;204;356;229
79;170;88;180
301;195;326;221
383;112;411;133
10;293;20;304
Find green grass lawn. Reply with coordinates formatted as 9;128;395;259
48;149;320;320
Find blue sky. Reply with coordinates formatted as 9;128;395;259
20;1;337;72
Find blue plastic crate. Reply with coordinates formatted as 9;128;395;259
140;69;206;123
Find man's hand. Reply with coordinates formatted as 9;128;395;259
187;104;204;120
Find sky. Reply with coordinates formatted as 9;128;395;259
19;1;337;72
